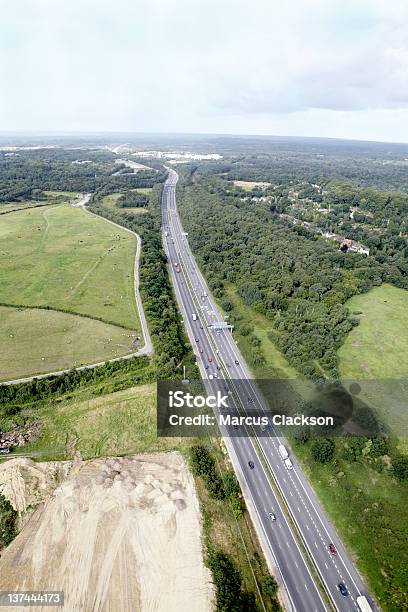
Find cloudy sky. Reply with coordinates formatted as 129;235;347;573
1;0;408;142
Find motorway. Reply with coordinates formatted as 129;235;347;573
161;168;374;612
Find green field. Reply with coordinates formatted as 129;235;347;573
0;204;139;329
339;284;408;435
339;283;408;378
22;384;186;460
0;306;141;381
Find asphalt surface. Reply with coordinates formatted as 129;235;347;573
162;169;375;612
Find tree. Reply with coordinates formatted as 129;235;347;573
311;438;335;463
223;472;241;497
0;494;17;547
261;575;278;597
393;457;408;481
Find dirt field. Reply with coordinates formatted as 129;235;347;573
0;453;213;612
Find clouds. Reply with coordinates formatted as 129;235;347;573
0;0;408;141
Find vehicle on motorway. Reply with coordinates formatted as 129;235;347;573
199;348;203;353
209;374;214;380
268;512;276;521
284;458;293;470
204;364;209;369
248;461;255;469
356;595;373;612
260;424;266;432
192;313;197;321
208;357;212;362
328;543;337;555
165;231;168;237
338;583;348;597
278;444;289;460
176;267;181;273
234;359;239;365
195;338;199;342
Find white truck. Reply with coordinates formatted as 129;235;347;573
357;596;373;612
278;444;289;460
284;458;293;470
192;313;197;321
278;445;293;469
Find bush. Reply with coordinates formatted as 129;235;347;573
311;438;335;463
261;574;278;597
0;494;17;548
207;551;256;612
190;445;225;500
393;456;408;481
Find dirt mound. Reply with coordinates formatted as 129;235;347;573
0;453;212;612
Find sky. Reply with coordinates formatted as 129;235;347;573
1;0;408;143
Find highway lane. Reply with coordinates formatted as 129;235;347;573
162;169;375;612
162;172;326;612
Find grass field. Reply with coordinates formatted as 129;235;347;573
0;306;140;381
21;384;186;460
339;283;408;378
0;204;140;330
338;284;408;435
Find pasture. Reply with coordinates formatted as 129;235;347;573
0;204;140;329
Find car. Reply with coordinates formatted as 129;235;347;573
199;348;203;353
248;397;254;403
338;583;348;597
328;543;337;555
200;325;203;329
204;364;209;370
248;461;255;469
195;338;199;342
235;360;239;365
268;512;276;521
208;357;212;362
216;365;220;370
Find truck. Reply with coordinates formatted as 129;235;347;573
192;313;197;321
284;458;293;470
356;596;373;612
278;444;289;460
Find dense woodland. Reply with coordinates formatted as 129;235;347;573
0;149;165;202
177;156;408;380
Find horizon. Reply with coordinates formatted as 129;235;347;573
0;130;408;147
